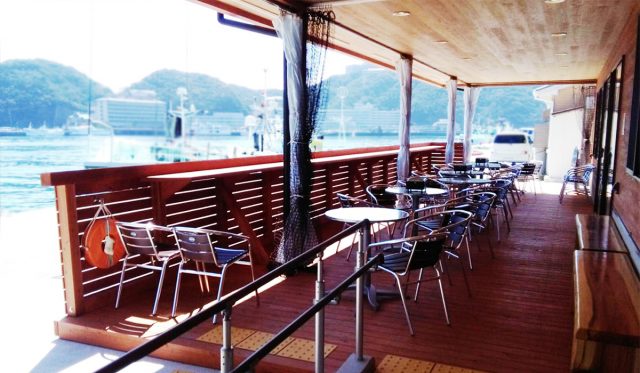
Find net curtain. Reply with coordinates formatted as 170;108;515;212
396;55;412;182
463;86;480;163
445;78;458;164
272;11;332;265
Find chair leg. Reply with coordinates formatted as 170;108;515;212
441;258;453;285
458;256;472;297
484;231;495;258
393;273;414;335
151;260;170;316
505;197;514;220
494;209;501;241
171;264;185;317
465;236;473;270
435;268;451;325
344;232;358;261
115;257;129;309
502;206;511;232
248;253;260;306
559;181;566;203
213;265;231;324
583;182;590;198
413;269;422;300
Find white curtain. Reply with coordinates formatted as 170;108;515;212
463;86;480;163
274;14;303;139
445;78;458;163
396;56;412;182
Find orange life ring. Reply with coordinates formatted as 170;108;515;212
83;217;125;269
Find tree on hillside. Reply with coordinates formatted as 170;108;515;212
130;70;265;114
0;59;111;127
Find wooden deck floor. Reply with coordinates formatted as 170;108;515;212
55;183;593;372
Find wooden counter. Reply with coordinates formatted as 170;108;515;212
575;214;626;253
572;250;640;371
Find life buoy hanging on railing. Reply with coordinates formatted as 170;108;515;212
83;200;125;269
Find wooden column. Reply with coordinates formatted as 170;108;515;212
56;184;84;316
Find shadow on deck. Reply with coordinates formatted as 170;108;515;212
54;182;593;372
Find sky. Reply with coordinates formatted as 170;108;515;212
0;0;361;92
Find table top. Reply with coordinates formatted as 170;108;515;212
438;178;492;185
439;170;486;178
385;186;448;196
325;207;409;224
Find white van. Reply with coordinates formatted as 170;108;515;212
489;131;534;162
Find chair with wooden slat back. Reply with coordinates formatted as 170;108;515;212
115;221;181;315
171;226;259;323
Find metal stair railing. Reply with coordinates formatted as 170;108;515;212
95;219;378;373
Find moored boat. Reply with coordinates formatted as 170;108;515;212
0;127;27;137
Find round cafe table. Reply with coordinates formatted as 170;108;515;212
438;170;486;179
325;207;409;310
437;177;492;186
385;186;449;211
325;206;409;224
437;177;493;196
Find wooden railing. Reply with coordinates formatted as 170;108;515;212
41;141;462;316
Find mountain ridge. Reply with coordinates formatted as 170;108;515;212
0;59;545;128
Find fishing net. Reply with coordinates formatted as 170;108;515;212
272;8;334;266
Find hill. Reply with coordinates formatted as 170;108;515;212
323;65;546;127
127;69;279;115
0;59;546;128
0;59;112;127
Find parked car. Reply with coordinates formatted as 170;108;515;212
489;131;534;162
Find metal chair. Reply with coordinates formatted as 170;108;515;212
171;227;259;323
481;179;512;241
369;231;450;335
115;221;181;315
559;164;594;203
414;209;474;295
336;193;378;260
517;162;538;195
365;184;398;208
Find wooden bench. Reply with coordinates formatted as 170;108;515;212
575;214;626;253
572;220;640;372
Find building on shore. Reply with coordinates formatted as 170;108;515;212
93;90;166;136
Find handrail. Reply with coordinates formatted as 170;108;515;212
233;252;383;372
95;219;370;373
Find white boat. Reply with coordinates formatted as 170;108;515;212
0;127;27;137
63;124;90;136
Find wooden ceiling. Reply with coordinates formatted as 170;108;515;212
198;0;639;87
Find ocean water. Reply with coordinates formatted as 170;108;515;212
0;132;446;214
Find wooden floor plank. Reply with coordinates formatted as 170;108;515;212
55;187;593;372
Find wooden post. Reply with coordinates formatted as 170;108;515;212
220;179;269;264
56;184;84;316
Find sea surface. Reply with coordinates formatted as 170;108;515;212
0;132;449;214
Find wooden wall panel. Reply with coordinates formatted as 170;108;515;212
47;143;449;315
